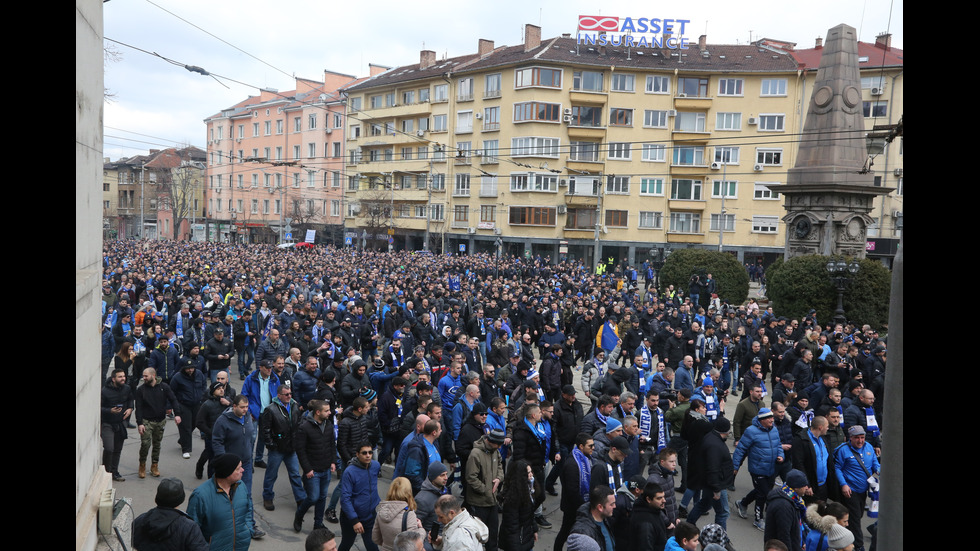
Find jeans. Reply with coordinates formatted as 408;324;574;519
139;419;167;463
238;346;255;377
339;511;379;551
688;489;730;531
263;449;307;503
297;470;332;528
328;462;346;512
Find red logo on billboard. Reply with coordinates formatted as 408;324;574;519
578;15;620;32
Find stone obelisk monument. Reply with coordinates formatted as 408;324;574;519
778;24;891;259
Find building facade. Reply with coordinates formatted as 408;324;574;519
340;25;839;266
203;71;360;244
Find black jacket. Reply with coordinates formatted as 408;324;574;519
337;407;368;463
294;415;338;473
101;379;134;426
699;430;735;493
133;507;209;551
568;503;614;551
630;498;668;551
195;394;226;438
764;487;805;551
555;397;586;447
260;398;302;453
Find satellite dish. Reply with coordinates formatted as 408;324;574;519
319;93;328;101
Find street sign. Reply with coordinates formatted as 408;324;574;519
459;244;466;252
388;237;394;244
387;228;395;235
284;232;292;241
345;236;353;246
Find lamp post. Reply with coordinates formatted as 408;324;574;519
826;259;860;326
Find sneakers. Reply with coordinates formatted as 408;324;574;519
753;519;765;532
263;500;275;511
535;514;552;528
735;500;748;519
112;473;126;482
254;460;268;469
252;528;266;539
325;509;339;524
182;452;191;459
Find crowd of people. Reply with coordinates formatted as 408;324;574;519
100;240;886;551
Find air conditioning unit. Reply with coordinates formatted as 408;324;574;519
325;127;333;134
417;130;426;137
558;179;568;187
754;164;764;171
563;108;572;116
231;213;237;219
467;227;476;234
557;205;567;214
667;109;678;117
228;207;236;213
601;225;609;234
710;162;722;170
474;112;483;119
894;168;903;177
747;117;758;125
563;115;573;123
871;87;884;96
493;228;502;235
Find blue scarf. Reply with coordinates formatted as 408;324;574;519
572;446;592;502
524;418;548;456
864;407;881;439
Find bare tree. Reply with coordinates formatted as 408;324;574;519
355;186;397;250
163;159;204;240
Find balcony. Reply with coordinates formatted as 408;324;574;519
666;231;705;243
567;125;606;140
569;91;607;105
484;90;501;99
673;95;713;109
364;101;432;118
482;122;500;132
457;93;474;102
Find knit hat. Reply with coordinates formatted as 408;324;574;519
155;478;185;508
828;523;855;550
605;418;623;434
487;429;506;445
360;388;378;401
701;377;714;386
212;453;242;479
786;469;809;489
699;524;729;547
526;369;539;380
713;416;731;433
471;402;488;416
209;382;224;396
427;461;448;482
758;408;774;419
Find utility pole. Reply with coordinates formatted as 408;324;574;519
593;171;604;269
139;162;145;239
424;159;433;252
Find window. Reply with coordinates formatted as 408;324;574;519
605;210;628;227
276;120;284;134
569;106;602;127
480;175;498;197
216;175;223;188
863;101;888;117
515;67;562;89
642;144;666;162
610;108;633;126
294;117;302;132
566;207;597;229
675;111;706;132
401;119;414;133
671;179;703;200
237;124;244;139
431;174;446;191
569;141;600;162
712;180;737;198
604;176;629;195
716;112;742;131
348;176;358;190
754;183;779;200
484;74;502;98
346;201;358;217
482;140;499;163
349;125;360;139
417;146;428;159
644;110;669;128
511;137;559;158
752;215;779;233
264;174;271;188
761;79;788;96
509;206;557;226
510;172;558;192
607;143;632;160
718;78;744;96
640;178;665;195
349;97;362;111
307;170;316;188
402;90;415;105
458;78;474;101
264;121;272;135
646;75;669;94
457;111;473;133
370;123;383;136
369;95;383;109
385;92;396;107
293;145;301;160
401;147;413;160
454;174;471;196
293;173;301;188
514;102;560;123
669;212;701;233
435;147;448;163
861;76;885;90
433;84;448;102
453;205;469;223
433;115;447;132
480;205;496;223
275;147;283;160
639;211;663;229
611;74;635;92
429;204;444;220
349;148;361;164
896;177;903;196
332;172;341;188
673;146;705;166
677;77;708;97
714;146;739;164
758;114;785;131
710;213;736;232
756;149;783;166
483;107;500;130
251;174;258;188
251;199;258;214
263;200;270;214
573;70;604;91
253;122;260;136
418;88;430;103
333;114;343;129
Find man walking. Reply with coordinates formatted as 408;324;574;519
834;426;880;551
134;367;182;479
464;429;505;551
294;400;338;533
260;384;307;511
732;408;784;531
241;359;281;469
339;443;381;551
101;368;133;482
212;395;265;539
188;453;254;549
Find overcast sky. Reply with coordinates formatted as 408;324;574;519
102;0;902;160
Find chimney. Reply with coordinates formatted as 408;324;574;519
815;36;823;48
524;24;541;52
368;63;390;76
663;32;671;46
420;50;436;70
875;32;892;49
478;39;494;57
698;34;707;50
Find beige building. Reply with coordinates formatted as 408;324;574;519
341;25;840;266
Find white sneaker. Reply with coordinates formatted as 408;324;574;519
182;452;191;459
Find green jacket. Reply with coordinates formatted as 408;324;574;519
464;436;504;507
664;401;691;435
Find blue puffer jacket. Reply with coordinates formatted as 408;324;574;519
340;457;381;524
732;417;784;476
187;478;253;550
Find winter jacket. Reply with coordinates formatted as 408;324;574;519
240;370;281;422
464;436;503;507
401;433;434;494
336;406;368;464
101;379;134;427
414;478;449;534
764;487;806;551
132;506;209;551
294;415;337;473
170;368;208;407
135;378;181;424
555;397;586;446
499;485;538;551
732;417;784;476
647;461;679;527
211;409;255;463
187;478;253;551
630;498;668;551
568;503;614;551
259;398;301;454
195;394;226;438
438;508;489;551
371;501;426;551
700;430;735;493
340;458;381;524
149;346;181;381
255;337;288;366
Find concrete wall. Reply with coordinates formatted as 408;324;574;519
76;0;108;549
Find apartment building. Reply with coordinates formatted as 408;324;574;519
203;71;357;243
342;24;820;266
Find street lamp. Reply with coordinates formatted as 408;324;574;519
826;259;860;326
